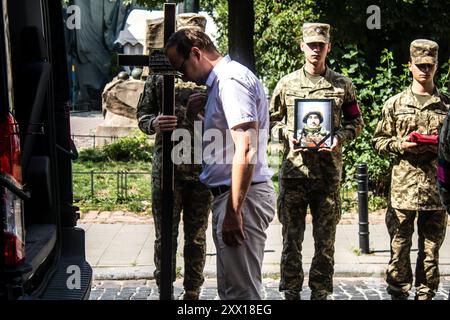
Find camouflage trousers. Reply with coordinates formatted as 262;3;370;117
152;178;212;292
385;207;448;299
278;178;341;297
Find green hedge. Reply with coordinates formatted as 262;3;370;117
78;131;153;162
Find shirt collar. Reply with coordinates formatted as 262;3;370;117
300;65;333;89
205;55;231;89
407;84;444;108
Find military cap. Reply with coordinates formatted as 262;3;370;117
303;111;324;124
302;23;330;44
410;39;439;64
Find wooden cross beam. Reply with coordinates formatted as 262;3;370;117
160;3;176;301
117;49;179;76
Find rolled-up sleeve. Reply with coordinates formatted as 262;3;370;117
219;77;258;129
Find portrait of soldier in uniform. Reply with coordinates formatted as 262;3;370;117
295;100;333;149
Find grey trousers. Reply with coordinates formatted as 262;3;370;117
212;181;276;300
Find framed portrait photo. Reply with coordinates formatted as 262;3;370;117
294;99;334;150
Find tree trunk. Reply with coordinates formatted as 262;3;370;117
228;0;255;73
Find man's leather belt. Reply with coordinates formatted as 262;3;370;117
210;181;266;197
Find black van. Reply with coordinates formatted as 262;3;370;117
0;0;92;300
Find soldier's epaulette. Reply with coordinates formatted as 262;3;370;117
385;91;405;107
327;69;352;86
275;69;303;89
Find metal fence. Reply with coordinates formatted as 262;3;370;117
72;134;119;149
72;169;357;206
72;170;151;201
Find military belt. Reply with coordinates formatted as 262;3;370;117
210;181;267;197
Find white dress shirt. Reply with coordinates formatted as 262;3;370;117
200;55;273;187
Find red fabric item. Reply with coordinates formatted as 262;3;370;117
342;102;361;120
407;132;438;145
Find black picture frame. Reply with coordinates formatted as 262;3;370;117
294;99;334;150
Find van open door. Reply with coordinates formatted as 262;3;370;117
0;0;92;300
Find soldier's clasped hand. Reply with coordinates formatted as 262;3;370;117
318;136;340;153
402;142;433;154
289;134;309;153
152;115;178;133
401;140;421;153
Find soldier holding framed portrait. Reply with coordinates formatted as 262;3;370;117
270;22;364;300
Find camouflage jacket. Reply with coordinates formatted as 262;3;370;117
270;66;364;183
436;93;450;214
373;86;450;210
137;75;206;181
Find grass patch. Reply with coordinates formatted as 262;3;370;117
352;246;362;256
72;160;152;214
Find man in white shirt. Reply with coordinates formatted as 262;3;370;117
165;28;275;300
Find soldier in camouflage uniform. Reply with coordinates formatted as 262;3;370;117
270;23;364;300
373;39;449;300
137;74;212;300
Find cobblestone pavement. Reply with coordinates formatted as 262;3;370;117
89;277;450;300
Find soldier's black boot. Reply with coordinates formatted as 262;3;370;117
181;289;200;300
390;293;409;300
414;293;432;301
284;290;301;300
310;290;330;300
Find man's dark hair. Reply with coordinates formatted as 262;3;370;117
164;28;218;59
303;111;323;124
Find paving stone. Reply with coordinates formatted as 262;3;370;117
130;296;148;300
90;278;450;300
88;292;102;300
101;294;119;300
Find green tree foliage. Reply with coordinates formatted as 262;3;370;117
201;0;229;54
316;0;450;67
254;0;321;90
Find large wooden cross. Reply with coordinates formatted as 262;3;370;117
118;3;176;300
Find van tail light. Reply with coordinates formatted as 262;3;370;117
0;112;22;183
1;112;25;267
2;186;25;266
